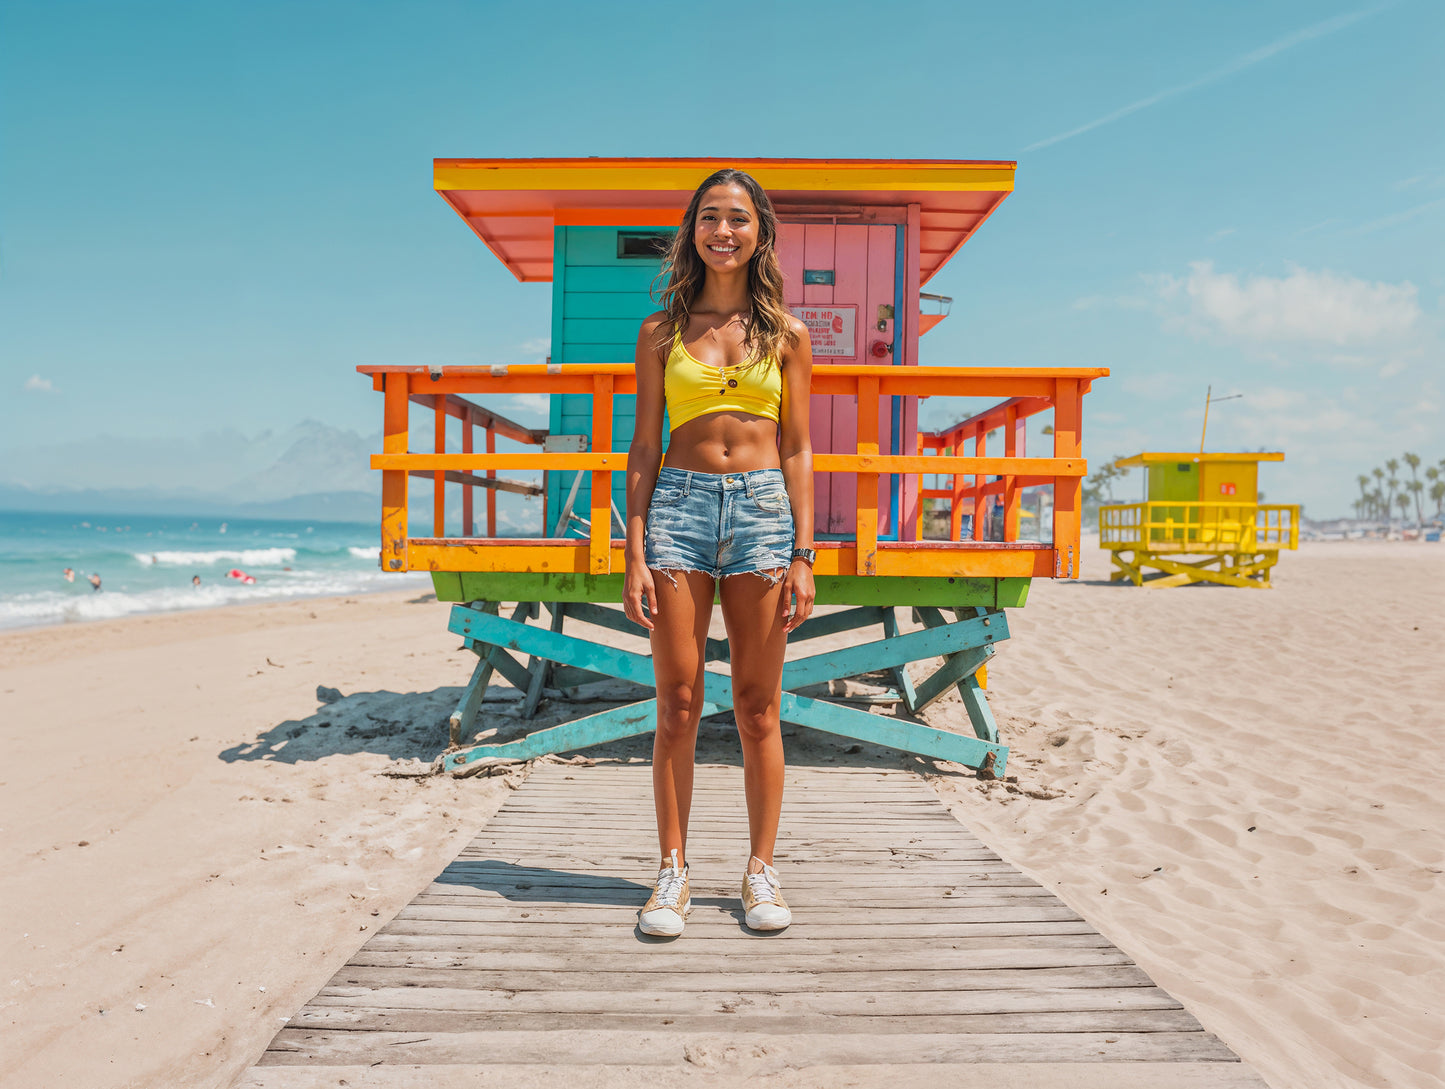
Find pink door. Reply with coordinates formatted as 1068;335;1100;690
777;222;909;538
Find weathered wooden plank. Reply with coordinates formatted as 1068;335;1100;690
429;874;1043;891
307;984;1184;1015
387;908;1087;930
415;889;1063;908
382;919;1097;939
364;932;1118;953
407;904;1080;929
284;1007;1207;1036
242;1062;1268;1089
341;948;1136;972
437;854;1028;871
449;852;1012;866
257;1028;1242;1066
390;895;1080;918
320;963;1163;994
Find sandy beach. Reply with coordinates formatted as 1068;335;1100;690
2;541;1442;1089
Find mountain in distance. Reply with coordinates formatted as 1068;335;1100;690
0;420;381;521
0;418;544;530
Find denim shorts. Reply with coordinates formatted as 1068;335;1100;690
644;466;795;583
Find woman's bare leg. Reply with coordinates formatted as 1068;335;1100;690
719;571;789;867
649;568;715;868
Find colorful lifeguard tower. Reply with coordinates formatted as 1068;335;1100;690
362;158;1106;775
1099;452;1299;588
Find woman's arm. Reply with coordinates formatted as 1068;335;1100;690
623;313;669;629
778;316;815;633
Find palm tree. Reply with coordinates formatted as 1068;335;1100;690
1395;493;1412;527
1356;474;1371;519
1431;479;1445;521
1404;453;1424;526
1428;467;1441;519
1408;480;1425;528
1372;467;1385;519
1385;458;1400;524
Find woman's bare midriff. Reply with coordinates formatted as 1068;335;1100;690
662;412;781;474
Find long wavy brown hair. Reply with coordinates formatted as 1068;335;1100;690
655;168;797;369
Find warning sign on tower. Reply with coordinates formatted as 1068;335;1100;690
791;305;857;358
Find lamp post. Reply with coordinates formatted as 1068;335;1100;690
1200;385;1244;453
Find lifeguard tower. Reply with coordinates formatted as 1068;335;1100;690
1099;452;1299;587
362;158;1106;775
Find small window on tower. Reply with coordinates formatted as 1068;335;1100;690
617;231;674;259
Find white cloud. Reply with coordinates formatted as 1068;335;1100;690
24;374;56;393
505;393;549;416
1163;261;1419;346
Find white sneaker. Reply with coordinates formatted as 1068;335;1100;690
638;849;690;936
741;857;791;931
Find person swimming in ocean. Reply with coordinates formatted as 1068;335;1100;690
192;574;202;588
88;573;102;592
63;567;75;583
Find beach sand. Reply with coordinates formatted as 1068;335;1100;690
1;541;1441;1088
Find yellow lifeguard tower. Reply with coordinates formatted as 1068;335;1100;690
1099;452;1299;588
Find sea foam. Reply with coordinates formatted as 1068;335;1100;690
0;569;428;630
133;548;298;567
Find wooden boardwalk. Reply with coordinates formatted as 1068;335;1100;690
241;763;1267;1088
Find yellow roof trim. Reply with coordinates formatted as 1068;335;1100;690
1116;452;1286;467
433;158;1015;194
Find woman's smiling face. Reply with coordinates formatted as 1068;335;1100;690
693;183;758;272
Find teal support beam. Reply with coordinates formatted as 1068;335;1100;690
443;601;1010;773
788;606;886;643
449;647;496;749
449;605;736;706
778;692;1006;775
911;644;995;714
957;676;1000;744
542;600;644;638
550;665;612;689
445;699;721;771
780;611;1008;691
543;599;729;661
881;607;920;712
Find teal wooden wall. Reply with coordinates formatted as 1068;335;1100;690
548;225;674;533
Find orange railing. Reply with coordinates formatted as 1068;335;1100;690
917;396;1059;545
400;386;547;538
362;363;1106;580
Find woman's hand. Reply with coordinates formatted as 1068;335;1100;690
779;560;815;633
624;563;658;631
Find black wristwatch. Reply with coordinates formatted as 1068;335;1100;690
791;548;816;567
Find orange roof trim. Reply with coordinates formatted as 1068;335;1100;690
434;157;1016;284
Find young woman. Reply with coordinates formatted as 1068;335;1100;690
623;169;816;937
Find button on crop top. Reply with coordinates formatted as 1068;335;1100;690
664;330;782;432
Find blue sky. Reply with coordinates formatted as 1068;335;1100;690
2;0;1441;517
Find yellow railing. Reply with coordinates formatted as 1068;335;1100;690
1100;502;1300;551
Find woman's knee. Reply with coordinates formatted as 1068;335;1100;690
732;687;780;743
656;683;702;738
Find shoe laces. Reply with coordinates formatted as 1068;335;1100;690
746;858;781;904
653;849;686;909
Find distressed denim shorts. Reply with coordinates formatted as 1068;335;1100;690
644;466;795;584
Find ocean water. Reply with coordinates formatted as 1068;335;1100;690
0;509;429;630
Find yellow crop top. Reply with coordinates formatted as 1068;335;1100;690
664;331;782;431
